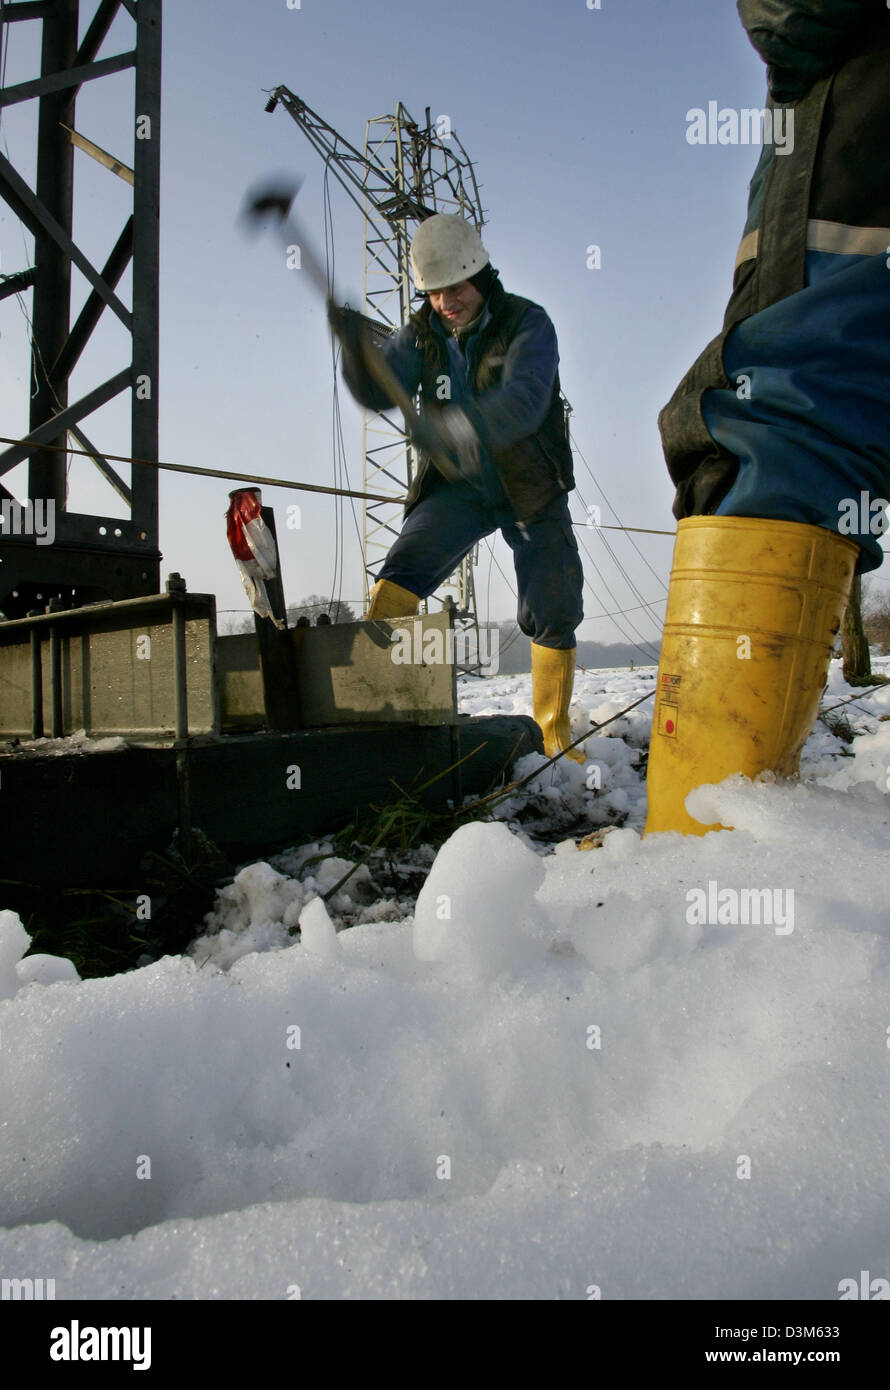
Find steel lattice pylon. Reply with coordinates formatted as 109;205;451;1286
0;0;162;619
265;90;487;673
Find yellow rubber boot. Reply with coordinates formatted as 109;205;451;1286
644;516;858;836
531;642;585;763
366;578;420;619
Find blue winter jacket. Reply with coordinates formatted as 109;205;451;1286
660;0;890;570
342;276;574;524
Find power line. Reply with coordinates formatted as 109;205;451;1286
569;427;671;591
0;435;402;504
571;520;674;537
478;528;664;665
555;427;668;659
564;495;663;660
570;478;666;639
584;502;665;632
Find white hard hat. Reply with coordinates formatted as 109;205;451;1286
410;213;489;292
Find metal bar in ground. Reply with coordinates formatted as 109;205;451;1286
30;624;44;739
49;619;63;737
168;575;189;741
253;506;301;731
174;746;194;861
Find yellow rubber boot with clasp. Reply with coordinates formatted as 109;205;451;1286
531;642;585;763
643;516;858;836
365;578;420;619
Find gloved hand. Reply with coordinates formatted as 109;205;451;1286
327;300;366;362
411;404;481;478
408;403;450;459
436;405;482;477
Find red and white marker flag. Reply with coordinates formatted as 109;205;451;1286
225;488;285;629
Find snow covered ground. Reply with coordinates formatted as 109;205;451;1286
1;658;889;1300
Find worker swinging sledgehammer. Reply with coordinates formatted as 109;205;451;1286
328;213;586;762
642;0;890;837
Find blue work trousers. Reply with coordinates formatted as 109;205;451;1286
703;251;890;572
378;478;584;650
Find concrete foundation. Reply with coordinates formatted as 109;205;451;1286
0;715;541;888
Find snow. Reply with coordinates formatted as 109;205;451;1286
413;821;547;975
297;895;339;960
1;658;889;1299
0;729;129;757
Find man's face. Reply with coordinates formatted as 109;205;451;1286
428;280;485;328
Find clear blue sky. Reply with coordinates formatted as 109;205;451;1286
1;1;794;654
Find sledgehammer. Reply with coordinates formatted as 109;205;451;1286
242;180;461;482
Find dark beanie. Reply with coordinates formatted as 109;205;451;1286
413;262;500;306
468;263;500;300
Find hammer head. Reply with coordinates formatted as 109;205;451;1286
241;177;304;229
